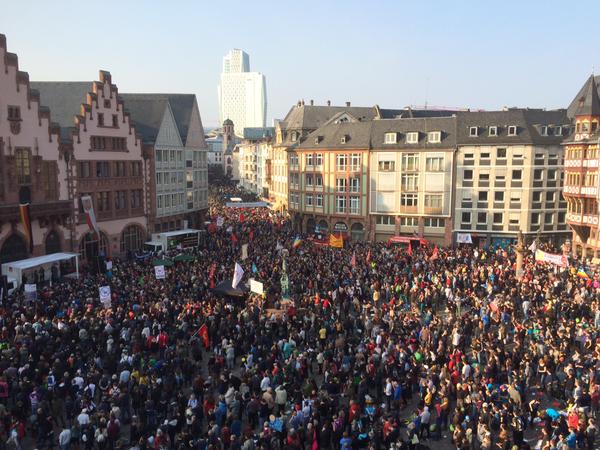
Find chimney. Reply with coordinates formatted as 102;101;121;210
327;100;331;106
310;99;314;106
346;101;351;107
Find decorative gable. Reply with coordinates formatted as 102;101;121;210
156;103;183;147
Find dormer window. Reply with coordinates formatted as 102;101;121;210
540;126;548;136
581;121;590;133
428;131;441;143
554;126;562;136
384;132;397;144
406;132;419;144
489;126;498;136
508;125;517;136
314;136;322;145
291;132;298;142
340;135;348;144
469;126;478;137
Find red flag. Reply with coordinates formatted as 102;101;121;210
231;233;238;245
351;251;356;268
198;324;209;349
431;246;439;261
240;213;245;223
408;244;413;256
366;249;372;264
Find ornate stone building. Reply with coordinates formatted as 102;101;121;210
0;34;72;263
33;72;149;263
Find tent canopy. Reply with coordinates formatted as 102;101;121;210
2;252;78;270
152;258;174;267
212;279;248;298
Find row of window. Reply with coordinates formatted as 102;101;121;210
566;147;598;160
78;161;142;178
376;215;445;228
90;136;127;151
377;155;444;172
565;171;600;188
462;190;561;204
575;120;599;134
289;153;362;171
461;211;566;226
383;131;442;145
80;190;143;213
567;198;598;215
469;125;521;137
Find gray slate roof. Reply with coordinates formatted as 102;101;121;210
455;109;569;145
121;94;197;145
30;81;91;141
370;117;457;150
242;127;274;140
567;75;600;119
296;109;568;151
297;121;373;150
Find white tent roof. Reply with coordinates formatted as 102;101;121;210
156;229;199;238
2;252;78;270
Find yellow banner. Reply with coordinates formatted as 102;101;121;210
329;234;343;248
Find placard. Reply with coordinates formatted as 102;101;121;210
24;283;37;301
99;286;111;308
155;265;166;279
250;278;264;295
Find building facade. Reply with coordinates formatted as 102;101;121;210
454;109;570;248
0;34;72;263
369;117;456;245
237;128;274;197
218;49;267;136
291;116;371;240
33;72;149;263
121;94;208;233
563;75;600;259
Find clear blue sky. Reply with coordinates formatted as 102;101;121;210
2;0;599;127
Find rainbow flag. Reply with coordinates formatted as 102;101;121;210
329;233;343;248
577;267;590;279
293;237;302;249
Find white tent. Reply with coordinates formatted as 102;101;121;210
2;252;79;289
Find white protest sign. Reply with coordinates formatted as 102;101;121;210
106;261;113;271
217;216;225;227
24;283;37;301
250;278;264;295
154;265;166;279
99;285;111;308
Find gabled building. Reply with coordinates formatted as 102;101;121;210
120;94;208;233
275;101;382;213
369;117;456;245
32;72;148;263
0;34;72;263
563;75;600;259
455;108;570;248
292;112;372;240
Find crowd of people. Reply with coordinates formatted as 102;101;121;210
0;184;598;450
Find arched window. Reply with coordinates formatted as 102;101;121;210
351;222;365;241
45;230;62;254
0;234;29;264
79;232;108;263
120;225;145;253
